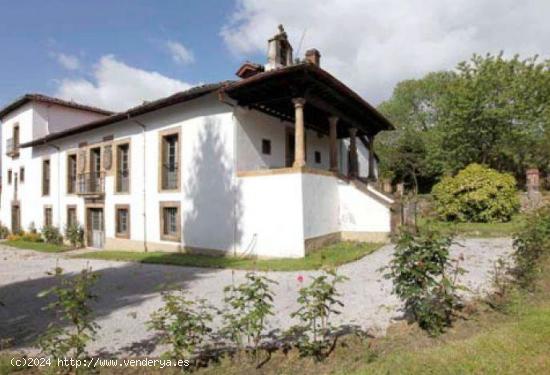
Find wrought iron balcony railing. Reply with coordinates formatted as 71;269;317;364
77;172;105;195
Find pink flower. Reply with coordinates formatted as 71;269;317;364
297;275;304;283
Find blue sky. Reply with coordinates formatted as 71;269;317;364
1;0;549;111
0;0;263;109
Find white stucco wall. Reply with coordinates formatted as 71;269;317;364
238;173;305;258
338;183;391;233
235;107;331;172
301;173;340;239
33;103;107;139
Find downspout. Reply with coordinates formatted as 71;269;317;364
130;115;148;252
49;144;61;227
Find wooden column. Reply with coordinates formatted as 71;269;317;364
329;116;339;172
292;98;306;168
349;127;358;178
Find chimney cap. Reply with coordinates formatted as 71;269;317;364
305;48;321;57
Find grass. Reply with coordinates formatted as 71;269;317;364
3;240;71;253
73;241;383;271
417;214;525;238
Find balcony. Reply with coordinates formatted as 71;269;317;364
77;172;105;196
5;138;19;158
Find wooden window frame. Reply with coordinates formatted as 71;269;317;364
19;167;24;183
66;152;77;195
7;169;12;185
159;201;181;242
115;141;131;194
115;204;130;239
44;205;53;227
66;205;77;227
12;123;20;158
42;158;51;196
158;128;181;192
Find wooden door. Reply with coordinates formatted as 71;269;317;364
11;203;20;234
87;208;104;248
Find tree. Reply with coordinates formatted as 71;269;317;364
377;53;550;191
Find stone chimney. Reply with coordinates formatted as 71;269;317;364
265;25;293;71
305;49;321;67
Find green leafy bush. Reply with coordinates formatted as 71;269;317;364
148;289;213;364
432;163;519;223
41;225;63;244
384;229;465;335
0;224;10;239
38;267;99;363
287;270;348;359
65;223;85;248
222;272;277;355
512;206;550;289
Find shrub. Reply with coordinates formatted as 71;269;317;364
432;163;519;222
0;224;10;239
222;272;277;355
41;225;63;244
512;205;550;289
148;289;213;364
21;232;43;243
287;270;348;359
384;229;466;335
6;234;21;241
65;223;85;248
38;267;99;363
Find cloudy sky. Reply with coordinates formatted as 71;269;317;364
1;0;549;112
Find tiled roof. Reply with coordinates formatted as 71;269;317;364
0;93;113;119
21;82;233;148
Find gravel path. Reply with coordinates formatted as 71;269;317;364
0;238;512;356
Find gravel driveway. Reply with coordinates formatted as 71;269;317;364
0;238;512;356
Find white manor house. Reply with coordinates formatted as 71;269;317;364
0;28;395;258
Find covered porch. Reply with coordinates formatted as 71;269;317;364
221;63;393;179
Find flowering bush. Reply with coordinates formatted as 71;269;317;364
384;229;466;335
287;269;348;359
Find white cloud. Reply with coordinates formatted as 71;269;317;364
54;55;193;111
55;53;80;70
165;41;195;65
221;0;550;104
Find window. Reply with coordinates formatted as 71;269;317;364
67;154;77;194
13;124;20;157
7;169;12;185
116;143;130;193
314;151;322;164
115;205;130;238
160;202;180;241
261;139;271;155
67;206;77;227
44;207;53;227
42;159;50;196
160;132;180;190
19;167;24;183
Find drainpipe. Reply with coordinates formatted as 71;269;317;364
130;116;148;252
48;144;61;227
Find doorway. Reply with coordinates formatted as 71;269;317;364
11;203;20;234
285;128;295;167
87;207;104;248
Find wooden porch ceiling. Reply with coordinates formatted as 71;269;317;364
221;63;394;138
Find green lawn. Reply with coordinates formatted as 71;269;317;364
73;241;383;271
3;240;71;253
354;304;550;375
417;214;525;238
